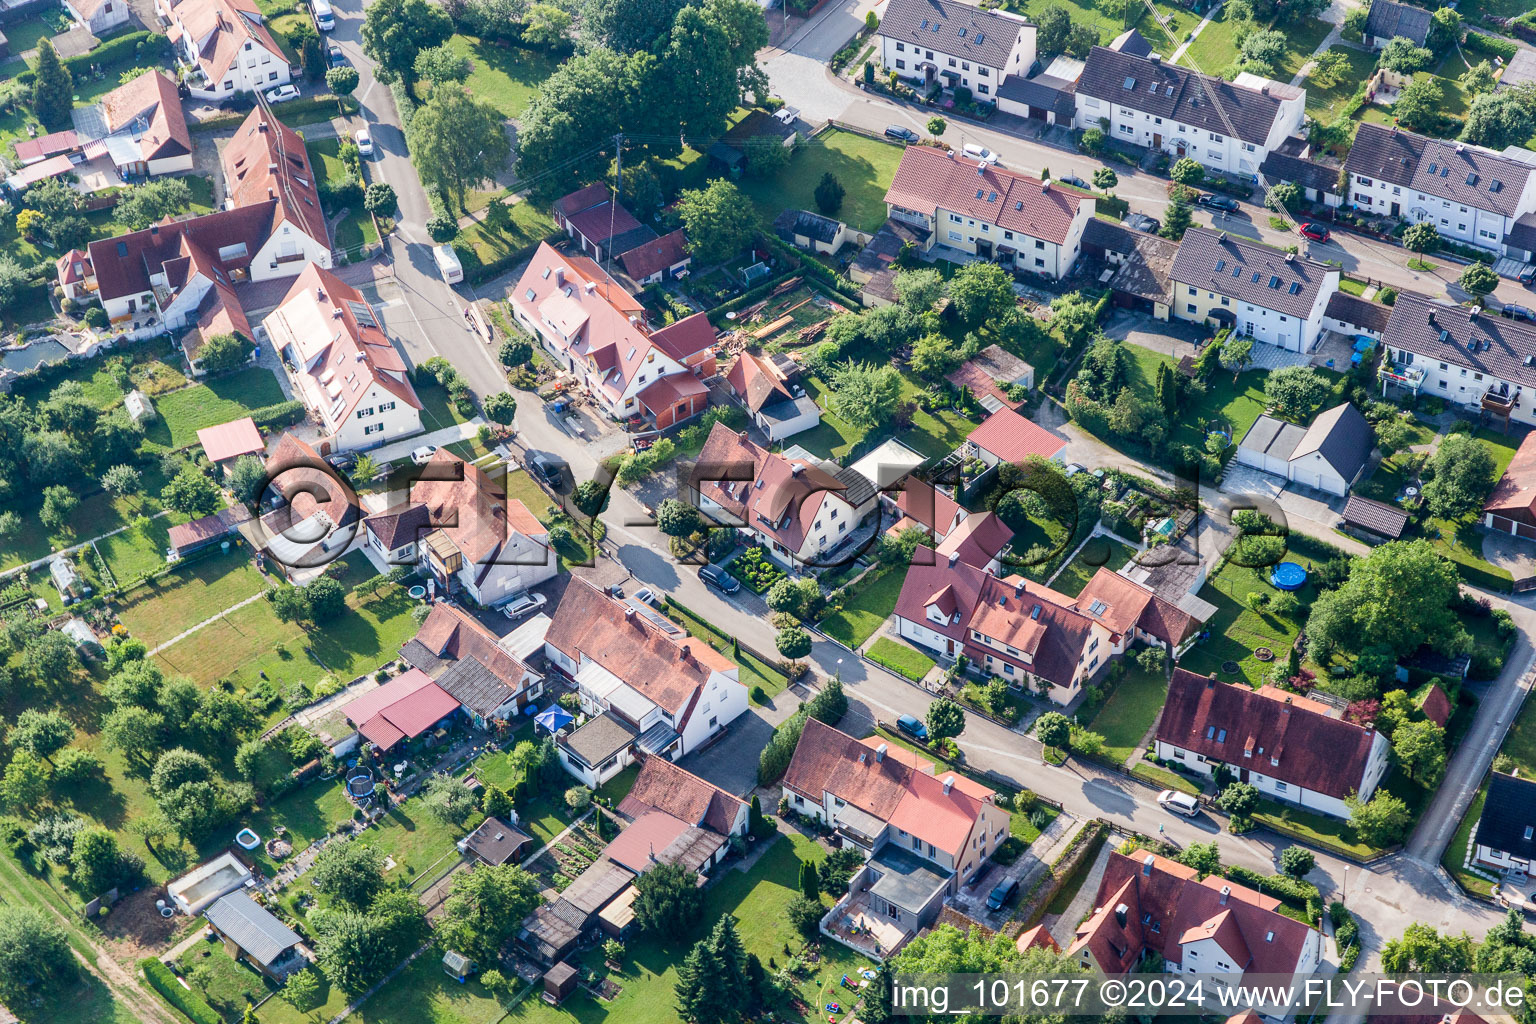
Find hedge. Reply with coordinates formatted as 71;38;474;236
389;79;418;131
1463;31;1518;60
1448;557;1514;592
141;958;222;1024
248;399;307;431
63;31;167;76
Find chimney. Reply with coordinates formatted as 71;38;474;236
267;162;277;174
1207;674;1217;688
1261;84;1270;96
1114;903;1129;927
942;775;954;794
1151;53;1161;63
1219;885;1231;905
554;268;565;286
628;315;640;326
1041;181;1050;194
947;550;959;567
1014;581;1026;598
268;187;275;200
1470;306;1482;320
1428;310;1436;325
258;121;268;132
1285;252;1295;262
1142;854;1154;876
585;280;596;294
624;606;635;619
875;743;887;762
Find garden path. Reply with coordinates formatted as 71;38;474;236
146;589;270;656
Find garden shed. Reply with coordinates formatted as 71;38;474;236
543;960;579;1004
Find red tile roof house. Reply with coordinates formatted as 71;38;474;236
932;509;1013;574
510;243;717;428
618;228;691;287
883;145;1095;279
1154;669;1392;820
542;578;747;783
336;667;461;753
157;0;292;99
723;350;822;442
884;479;966;543
782;719;1007;958
64;0;131;35
263;263;423;451
1068;851;1323;1016
690;420;878;566
1482;429;1536;542
56;249;96;305
87;70;194;177
1074;566;1198;657
964;407;1068;470
66;109;330;340
362;449;557;607
894;547;1116;704
400;601;545;728
251;432;362;571
553;184;660;262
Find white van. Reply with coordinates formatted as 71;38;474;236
433;244;463;284
312;0;335;30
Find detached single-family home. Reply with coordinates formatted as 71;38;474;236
618;756;749;838
894;549;1113;703
690;421;878;566
362;450;557;606
336;667;461;752
204;892;307;981
510;243;717;428
253;433;360;569
876;0;1037;102
1154;669;1392;819
158;0;292;99
64;0;130;35
1380;290;1536;427
544;578;748;781
946;343;1034;411
1473;771;1536;874
263;263;422;451
1073;45;1306;181
964;407;1068;468
724;350;821;441
1344;123;1536;257
74;70;193;177
783;718;1007;957
401;601;546;726
884;145;1094;279
1484;430;1536;540
1169;228;1339;352
1069;851;1324;1017
1364;0;1432;49
1234;402;1373;496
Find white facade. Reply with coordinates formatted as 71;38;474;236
456;533;559;607
247;222;332;281
1153;730;1391;819
1347;171;1536;254
65;0;130;35
877;24;1035;102
1383;344;1536;428
1171;270;1338;352
322;383;422;452
696;488;867;566
159;0;292;99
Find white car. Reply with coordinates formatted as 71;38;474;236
633;586;659;606
501;592;547;620
354;128;373;156
962;143;1000;165
1157;790;1201;817
265;85;301;104
410;445;439;466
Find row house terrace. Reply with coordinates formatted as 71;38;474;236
875;0;1036;102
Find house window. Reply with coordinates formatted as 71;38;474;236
962;62;970;70
948;57;956;67
1034;258;1044;268
1275;780;1288;792
268;71;279;81
1187;303;1197;314
949;230;962;241
356;407;374;419
1035;240;1045;250
896;42;904;50
896;59;905;69
978;84;989;94
979;67;988;76
363;423;383;435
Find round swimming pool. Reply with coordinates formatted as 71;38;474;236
1270;561;1308;591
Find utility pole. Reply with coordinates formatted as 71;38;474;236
605;131;623;278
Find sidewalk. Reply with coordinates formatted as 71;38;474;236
369;418;487;463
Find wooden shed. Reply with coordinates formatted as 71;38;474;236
543;960;579;1005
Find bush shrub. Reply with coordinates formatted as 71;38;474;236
247;400;307;431
141;959;222;1024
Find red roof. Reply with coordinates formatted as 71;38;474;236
892;480;964;539
100;72;190;163
1016;924;1060;953
602;809;694;873
1419;682;1451;727
1075;567;1195;647
934;510;1013;569
885;145;1085;246
1484;430;1536;526
636;371;708;415
726;351;793;414
222;108;327;248
341;668;459;750
967;408;1066;464
14;130;79;164
197;417;263;463
619;228;690;280
618;756;747;835
689;421;847;555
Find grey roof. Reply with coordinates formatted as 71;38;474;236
204;892;301;967
463;815;532;865
1326;292;1392;334
968;344;1032;382
1382;290;1536;389
879;0;1030;70
1365;0;1431;44
435;655;517;718
995;72;1076;120
443;950;473;974
773;209;842;245
1344;123;1534;219
1342;495;1409;538
1169;227;1335;319
1076;46;1289;146
522;898;587;954
1109;27;1153;57
866;844;951;914
1259;151;1341;197
559;711;638;767
1290;402;1373;482
1082;219;1177;303
1475;772;1536;862
1506;212;1536;251
1498;47;1536;91
759;395;822;426
1239;414;1307;461
826;461;878;507
562;860;635;916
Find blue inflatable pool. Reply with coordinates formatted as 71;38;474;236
1270;561;1307;591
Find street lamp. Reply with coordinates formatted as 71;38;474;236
836;658;843;683
1341;865;1349;906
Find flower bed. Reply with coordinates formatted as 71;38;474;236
727;546;787;594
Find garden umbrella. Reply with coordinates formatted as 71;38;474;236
533;706;574;734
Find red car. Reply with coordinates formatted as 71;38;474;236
1299;222;1331;243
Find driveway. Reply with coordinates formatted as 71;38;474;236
1102;309;1203;359
677;704;782;797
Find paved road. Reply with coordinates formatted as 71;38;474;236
762;3;1534;308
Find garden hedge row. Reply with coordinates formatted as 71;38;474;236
188;95;348;134
140;958;223;1024
1463;31;1518;60
63;31;168;76
248;399;307;431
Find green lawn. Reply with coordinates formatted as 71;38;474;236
1500;680;1536;778
1177;560;1312;688
1253;796;1377;859
1082;664;1167;766
596;763;640;805
1360;69;1472;129
115;548;271;647
739;128;905;235
819;566;909;649
1304;46;1379;123
1016;0;1196;55
454;199;558;277
355;800;475;882
423;35;563;119
1122;342;1272;455
1133;760;1201;794
1175;11;1331;81
866;636;936;682
1050;537;1136;597
306;137;380;255
664;600;793;701
796;368;980;462
1441;784;1495;898
142;368;287;449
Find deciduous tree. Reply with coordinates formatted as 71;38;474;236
677;179;758;265
361;0;452;83
410;87;511;212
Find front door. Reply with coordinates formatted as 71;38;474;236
946;638;954;656
1391;202;1401;217
1153;133;1162;148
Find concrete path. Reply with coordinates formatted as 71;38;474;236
368;419;487;464
148;589;270;656
1168;2;1224;66
1048;832;1118;947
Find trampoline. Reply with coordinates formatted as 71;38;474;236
1207;429;1232;449
347;772;377;798
1270;561;1308;591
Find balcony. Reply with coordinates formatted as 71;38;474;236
1378;362;1425;391
1483;386;1519;414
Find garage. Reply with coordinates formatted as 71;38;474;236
1235;415;1304;479
1234;403;1372;497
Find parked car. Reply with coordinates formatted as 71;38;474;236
265;85;301;104
699;564;740;595
1157;789;1201;817
896;714;928;742
986;876;1020;911
354;128;373;156
1058;174;1090;190
1299;222;1331;243
1502;303;1536;322
1123;212;1160;234
500;592;547;620
410;445;438;466
529;453;567;489
633;586;660;606
962;143;1000;165
1196;193;1239;212
327;42;346;65
325;451;357;472
885;125;919;143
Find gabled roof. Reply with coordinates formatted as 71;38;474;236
556;183;650;248
879;0;1030;69
619;228;689;280
1075;567;1194;646
1258;151;1341;197
967;573;1095;687
99;71;190;163
462;815;532;866
1365;0;1432;44
400;601;534;696
1342;495;1409;539
1325;292;1391;334
1475;771;1536;862
1384;290;1536;390
1288;402;1372;482
966;407;1067;463
691;421;849;553
892;480;964;539
197;416;263;463
166;0;285;85
1484;429;1536;518
947;344;1033;410
885;145;1086;246
934;510;1013;569
1077;46;1291;146
340;667;459;749
222;108;327;247
1156;669;1381;799
894;545;992;640
435;655;523;719
727;351;795;413
86;203;279;303
773;208;843;245
205;891;301;966
1344;123;1533;219
1169;228;1335;319
618;756;747;835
